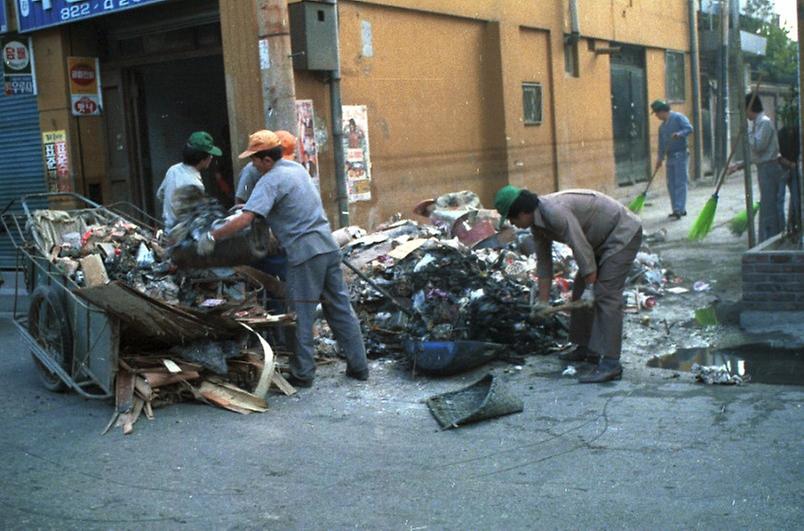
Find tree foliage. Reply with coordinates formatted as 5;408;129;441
741;0;799;84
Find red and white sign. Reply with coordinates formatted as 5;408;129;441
3;40;29;70
67;56;102;116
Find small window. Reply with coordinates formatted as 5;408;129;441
522;83;543;125
665;51;686;101
564;40;579;77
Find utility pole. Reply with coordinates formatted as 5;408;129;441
329;0;349;228
730;0;756;247
716;0;730;180
688;0;703;182
256;0;298;133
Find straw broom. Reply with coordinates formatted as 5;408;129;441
728;202;760;236
688;81;762;241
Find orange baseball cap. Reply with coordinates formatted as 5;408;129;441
275;130;297;158
238;130;281;159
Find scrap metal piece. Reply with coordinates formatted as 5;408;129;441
426;374;523;429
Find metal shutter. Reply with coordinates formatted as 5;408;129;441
0;70;46;268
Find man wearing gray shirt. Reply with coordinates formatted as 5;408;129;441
729;94;786;241
199;130;368;388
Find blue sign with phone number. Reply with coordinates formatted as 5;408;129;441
15;0;167;33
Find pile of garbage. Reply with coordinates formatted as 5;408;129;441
337;191;673;358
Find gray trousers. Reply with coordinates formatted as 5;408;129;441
569;229;642;361
665;151;689;214
757;161;786;242
286;251;368;381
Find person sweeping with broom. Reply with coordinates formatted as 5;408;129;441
727;93;787;242
495;186;642;383
651;100;693;220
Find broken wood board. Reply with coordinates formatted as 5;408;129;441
76;281;229;343
79;254;109;287
115;369;135;413
233;266;286;299
240;322;275;398
388;238;429;260
271;372;297;396
198;380;268;414
346;232;390;248
143;371;200;388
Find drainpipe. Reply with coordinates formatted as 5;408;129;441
688;0;703;182
566;0;580;44
329;0;349;227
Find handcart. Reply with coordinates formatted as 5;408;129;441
1;192;265;400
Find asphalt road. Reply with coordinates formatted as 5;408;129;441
0;316;802;530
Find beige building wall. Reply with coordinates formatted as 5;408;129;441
26;0;696;226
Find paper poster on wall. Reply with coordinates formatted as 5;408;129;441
295;99;320;191
68;57;102;116
2;36;37;96
42;130;71;192
342;105;371;203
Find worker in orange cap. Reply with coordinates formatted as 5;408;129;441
235;130;297;204
199;130;369;388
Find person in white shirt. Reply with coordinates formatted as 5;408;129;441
156;131;222;230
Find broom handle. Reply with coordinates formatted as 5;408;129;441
642;145;669;195
713;78;764;196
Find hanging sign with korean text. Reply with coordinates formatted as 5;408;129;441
68;56;102;116
15;0;167;33
2;36;37;95
42;130;71;192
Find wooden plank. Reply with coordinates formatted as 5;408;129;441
115;369;134;413
143;371;200;388
134;376;154;401
79;254;109;287
198;380;268;414
388;238;429;260
271;372;297;396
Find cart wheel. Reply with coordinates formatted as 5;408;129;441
28;286;72;392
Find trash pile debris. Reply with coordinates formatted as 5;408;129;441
691;363;747;385
24;205;298;434
338;190;675;361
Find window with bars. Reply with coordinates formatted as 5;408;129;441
522;83;543;125
665;51;686;102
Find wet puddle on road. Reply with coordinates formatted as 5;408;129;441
647;344;804;386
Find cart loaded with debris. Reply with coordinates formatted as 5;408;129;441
1;193;296;433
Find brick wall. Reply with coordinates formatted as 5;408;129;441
742;237;804;311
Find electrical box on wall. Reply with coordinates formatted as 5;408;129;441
289;1;338;71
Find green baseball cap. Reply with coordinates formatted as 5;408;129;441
494;184;522;229
650;99;670;113
187;131;222;156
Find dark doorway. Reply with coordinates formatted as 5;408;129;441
610;45;650;186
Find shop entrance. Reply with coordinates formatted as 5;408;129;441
95;1;231;217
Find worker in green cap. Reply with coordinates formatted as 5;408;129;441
651;99;693;220
157;131;222;231
494;185;642;383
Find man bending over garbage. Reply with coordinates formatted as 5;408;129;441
494;186;642;383
197;130;369;388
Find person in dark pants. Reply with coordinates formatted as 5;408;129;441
651;99;694;220
198;130;368;388
778;116;801;234
495;185;643;383
729;93;786;242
